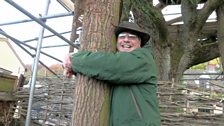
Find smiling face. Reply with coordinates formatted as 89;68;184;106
116;32;141;52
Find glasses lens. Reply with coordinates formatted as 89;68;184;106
118;33;138;39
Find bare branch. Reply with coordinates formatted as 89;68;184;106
131;0;169;44
120;0;132;22
196;0;224;32
190;41;219;68
181;0;198;29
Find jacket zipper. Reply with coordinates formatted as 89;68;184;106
129;88;143;119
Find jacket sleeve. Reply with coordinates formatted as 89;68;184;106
71;47;157;85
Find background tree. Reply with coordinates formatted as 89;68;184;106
217;3;224;71
24;64;45;77
120;0;224;81
71;0;121;126
47;64;63;75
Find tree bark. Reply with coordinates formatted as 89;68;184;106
131;0;171;81
130;0;223;81
175;0;223;81
217;4;224;70
71;0;121;126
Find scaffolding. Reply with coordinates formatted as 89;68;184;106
0;0;78;125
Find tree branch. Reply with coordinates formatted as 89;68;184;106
216;3;224;70
131;0;169;44
189;41;219;68
120;0;132;22
181;0;197;29
196;0;224;32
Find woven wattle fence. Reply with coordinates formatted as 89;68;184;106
158;80;224;126
13;77;75;126
2;77;224;126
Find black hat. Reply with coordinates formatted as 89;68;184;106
114;21;150;46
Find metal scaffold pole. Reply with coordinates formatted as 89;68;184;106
5;0;78;49
24;0;50;125
0;11;73;26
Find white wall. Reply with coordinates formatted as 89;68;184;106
0;37;25;76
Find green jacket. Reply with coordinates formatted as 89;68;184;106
71;45;161;126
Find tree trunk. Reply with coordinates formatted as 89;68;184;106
175;0;223;81
131;0;171;81
71;0;121;126
132;0;224;82
217;4;224;70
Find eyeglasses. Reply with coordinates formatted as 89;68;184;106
118;33;139;40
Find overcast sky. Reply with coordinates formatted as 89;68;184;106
0;0;74;66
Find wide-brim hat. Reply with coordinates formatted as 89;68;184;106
114;21;150;46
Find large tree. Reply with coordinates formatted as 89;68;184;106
70;0;121;126
125;0;224;81
69;0;224;125
217;3;224;71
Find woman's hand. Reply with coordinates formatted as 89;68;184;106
63;53;74;78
